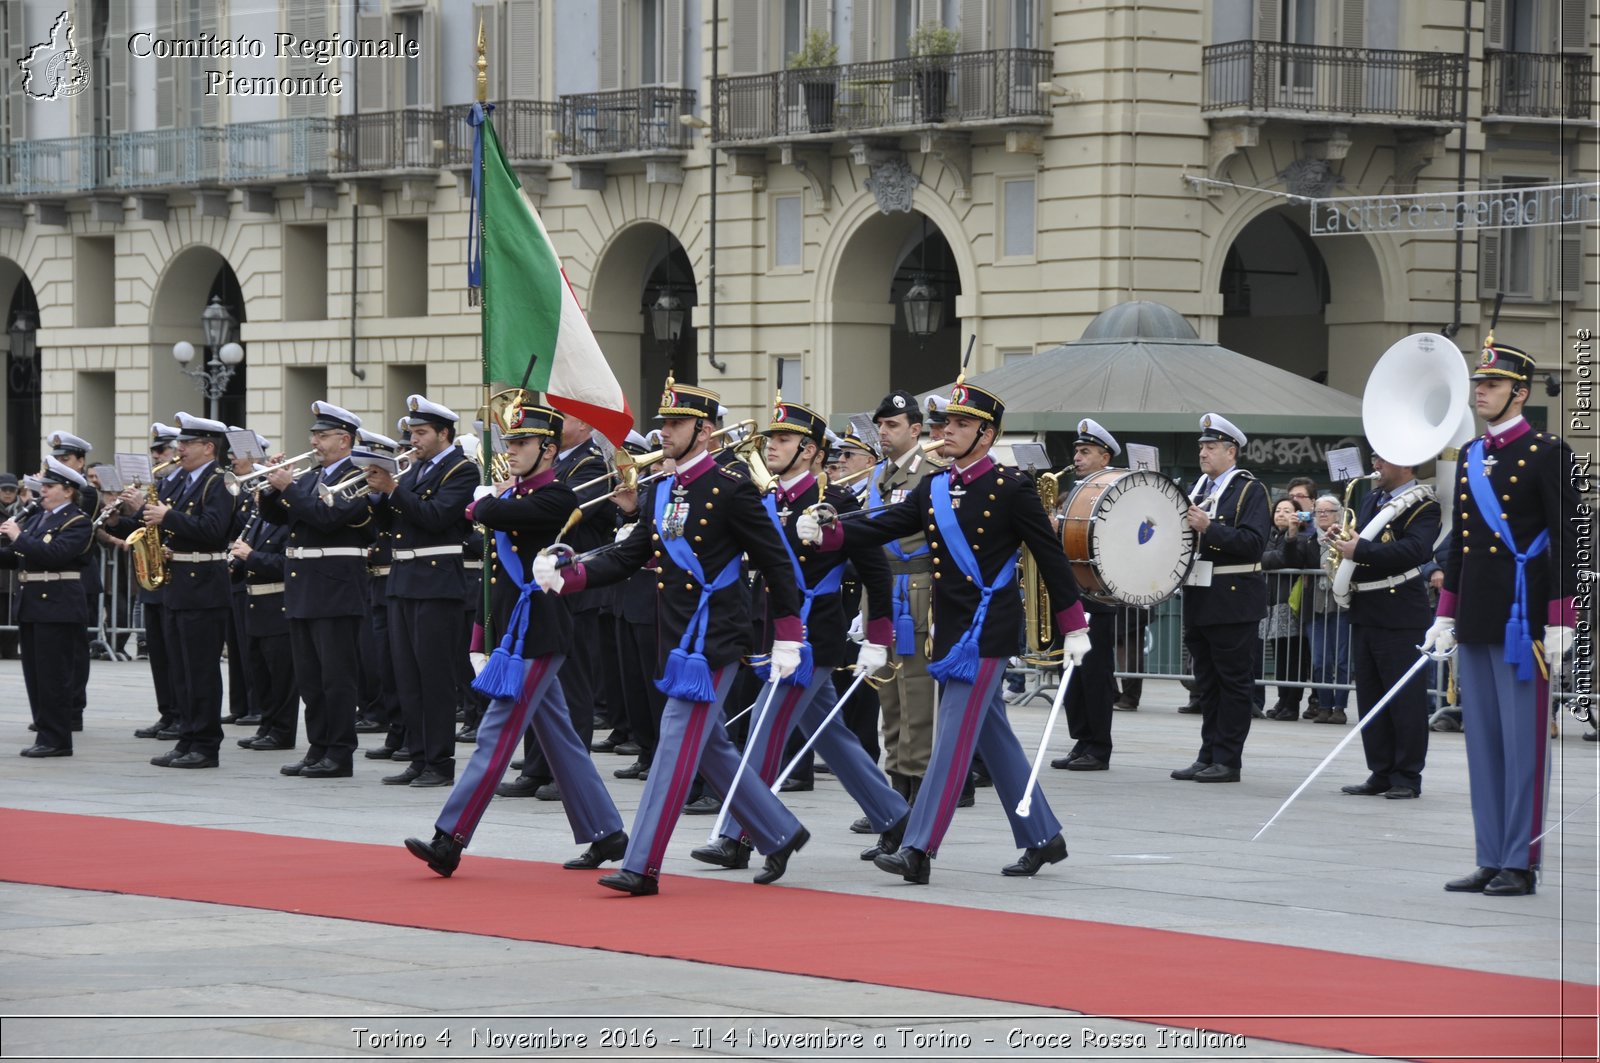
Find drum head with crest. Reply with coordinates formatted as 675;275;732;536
1059;469;1196;607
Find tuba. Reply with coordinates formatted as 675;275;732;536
1021;470;1066;664
127;457;179;591
475;387;535;483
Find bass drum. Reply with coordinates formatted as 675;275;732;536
1059;468;1196;607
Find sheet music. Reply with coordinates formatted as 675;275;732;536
1125;443;1159;473
114;452;154;487
1326;446;1365;483
226;429;264;461
846;413;881;455
89;463;124;494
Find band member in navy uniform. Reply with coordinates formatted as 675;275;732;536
404;399;626;877
258;401;375;780
123;424;183;738
1171;414;1271;783
354;429;405;754
532;379;812;896
46;431;98;730
1428;337;1580;897
1334;453;1441;800
800;382;1090;884
691;397;908;872
1051;419;1122;772
2;458;93;757
230;461;297;751
142;413;236;769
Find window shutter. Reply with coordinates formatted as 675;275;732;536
729;0;763;73
1338;0;1364;109
960;0;987;52
1556;229;1584;302
1560;0;1588;52
1476;229;1502;299
356;8;389;111
917;0;941;31
851;0;877;61
198;2;221;126
417;7;441;107
156;0;176;128
107;0;128;133
2;0;25;141
287;0;330;119
73;0;91;136
598;0;623;90
663;0;684;86
505;0;542;99
1483;0;1505;50
1254;0;1279;41
807;0;830;35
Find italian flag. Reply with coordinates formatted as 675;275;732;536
479;117;632;445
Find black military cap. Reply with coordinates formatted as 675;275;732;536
765;399;828;445
1473;338;1536;384
872;390;923;424
948;381;1005;427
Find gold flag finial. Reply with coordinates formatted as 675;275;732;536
476;18;488;104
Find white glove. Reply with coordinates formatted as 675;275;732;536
1422;617;1456;659
846;611;865;644
469;652;488;676
1062;628;1092;667
855;642;888;676
614;521;636;544
531;551;565;593
796;511;824;546
472;484;495;501
1544;626;1574;666
770;640;803;680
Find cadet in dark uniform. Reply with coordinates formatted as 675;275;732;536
258;401;374;780
142;414;236;769
2;458;93;756
609;432;664;782
1171;414;1271;783
404;399;626;877
230;456;297;751
45;431;98;730
1334;453;1441;800
122;424;182;738
827;428;887;771
533;380;812;896
366;396;477;788
1430;338;1579;898
801;382;1090;884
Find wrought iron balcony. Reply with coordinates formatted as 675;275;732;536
1203;41;1462;124
556;87;696;156
1483;51;1592;120
225;118;337;182
442;99;563;165
333;108;451;175
108;126;226;189
714;49;1052;144
1;135;106;198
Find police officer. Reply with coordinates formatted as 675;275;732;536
230;450;297;752
126;424;183;738
1429;337;1580;897
2;458;93;757
1171;414;1271;783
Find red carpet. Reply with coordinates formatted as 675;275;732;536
2;808;1593;1062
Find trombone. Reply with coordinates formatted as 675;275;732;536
803;438;946;528
224;451;316;493
571;420;758;508
319;448;418;505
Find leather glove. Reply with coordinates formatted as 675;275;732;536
770;639;803;680
469;652;488;676
1422;617;1456;659
846;611;865;644
1062;627;1092;667
855;642;888;676
1544;625;1574;666
531;551;565;593
796;511;823;546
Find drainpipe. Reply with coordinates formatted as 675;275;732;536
706;0;726;372
1443;0;1472;339
348;0;366;380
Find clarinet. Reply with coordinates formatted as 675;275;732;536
229;493;261;572
0;501;40;546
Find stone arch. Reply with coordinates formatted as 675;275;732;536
1;257;40;471
584;219;697;419
149;245;247;426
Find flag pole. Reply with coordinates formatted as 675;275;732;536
472;19;497;647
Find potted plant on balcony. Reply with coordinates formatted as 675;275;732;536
909;22;959;122
789;27;839;132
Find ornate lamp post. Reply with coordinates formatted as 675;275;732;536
172;295;244;421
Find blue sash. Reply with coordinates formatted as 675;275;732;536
868;462;928;653
654;477;743;700
925;473;1020;684
1466;439;1549;680
471;487;544;700
752;493;844;686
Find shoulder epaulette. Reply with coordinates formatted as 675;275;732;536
717;465;745;482
437;457;475;485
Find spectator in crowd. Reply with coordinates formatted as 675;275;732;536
0;473;21;658
1306;495;1352;724
1261;495;1313;720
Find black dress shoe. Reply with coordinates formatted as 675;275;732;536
613;759;647;779
858;813;910;862
246;736;293;751
598;868;659;896
589;736;620;753
455;727;477;743
156;726;182;740
1177;701;1202;715
19;744;71;758
496;775;544;798
300;758;353;778
957;790;975;808
168;751;219;769
150;749;182;767
614;741;643;757
1383;786;1419;800
280;759;309;776
690;835;752;869
404;831;463;878
353;717;385;734
363;746;397;760
1444;866;1501;893
133;721;167;739
1483;868;1536;896
237;736;257;749
873;846;930;884
409;769;453;787
683;795;722;815
563;830;628;870
1049;753;1079;770
1341;781;1390;796
220;713;242;725
754;826;809;885
383;766;422;785
511;758;524;771
535;782;563;801
1002;833;1069;876
1170;761;1207;780
1194;764;1240;782
238;714;262;726
849;815;875;835
1065;753;1108;772
778;777;813;793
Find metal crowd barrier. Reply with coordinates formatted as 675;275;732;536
0;546;146;661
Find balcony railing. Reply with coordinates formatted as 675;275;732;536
1483;51;1592;120
3;135;106;197
225;117;337;182
558;87;696;156
443;99;563;165
108;126;226;189
1203;40;1462;123
714;48;1052;143
333;108;451;174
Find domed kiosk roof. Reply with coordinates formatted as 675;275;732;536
1077;300;1201;343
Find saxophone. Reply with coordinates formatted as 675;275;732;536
127;459;178;591
1020;470;1065;664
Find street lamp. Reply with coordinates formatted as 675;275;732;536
8;309;38;394
902;276;943;340
174;295;244;420
650;290;686;367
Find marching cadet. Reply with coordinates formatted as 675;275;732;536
691;397;908;872
45;431;98;731
799;382;1089;884
258;401;374;780
404;398;626;877
1051;419;1122;772
1171;414;1271;784
1428;338;1580;897
826;426;888;779
230;448;298;752
532;379;812;896
2;458;93;757
125;423;182;739
608;431;666;783
365;396;476;788
1334;453;1441;801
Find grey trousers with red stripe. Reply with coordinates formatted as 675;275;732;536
904;657;1063;858
1456;643;1552;871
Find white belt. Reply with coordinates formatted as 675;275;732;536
463;560;483;570
285;547;367;559
1213;563;1263;575
368;565;392;577
20;571;80;583
170;551;229;563
1353;567;1424;593
392;545;463;561
246;581;286;596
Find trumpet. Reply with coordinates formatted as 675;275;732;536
225;451;317;493
319;449;417;505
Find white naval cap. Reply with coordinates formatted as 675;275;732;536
1074;418;1121;457
925;394;951;423
41;455;87;488
624;429;650;453
150;423;181;447
715;404;729;421
1197;413;1247;449
644;429;663;448
358;428;402;454
175;411;230;444
310;400;362;434
405;394;459;427
47;430;92;456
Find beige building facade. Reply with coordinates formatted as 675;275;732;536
0;0;1594;470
